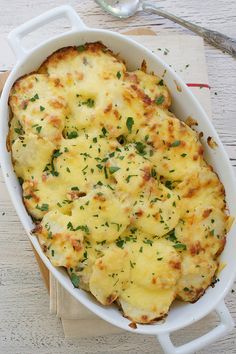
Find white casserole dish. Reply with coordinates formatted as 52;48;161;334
0;6;235;354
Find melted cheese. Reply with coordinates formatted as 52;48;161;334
132;182;180;237
9;42;230;324
9;74;66;144
71;186;131;243
39;210;84;267
89;246;131;305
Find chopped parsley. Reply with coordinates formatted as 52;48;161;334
14;128;23;135
101;127;107;137
134;141;146;156
155;95;165;105
67;131;78;139
116;71;121;79
77;44;86;52
116;238;125;249
82;165;88;174
166;229;177;242
130;260;135;268
43;149;63;177
170;140;181;147
24;195;32;200
67;222;90;235
82;98;95;108
18;177;24;185
143;239;153;246
109;166;120;174
117;135;126;145
96;164;103;170
14;121;24;135
40;105;45;111
164;48;169;55
36;203;49;211
173;243;187;251
36;126;42;133
165;180;173;190
71;273;80;287
30;93;39;102
71;186;80;191
126;174;138;183
126;117;134;133
151;168;157;178
104;166;108;179
97;240;107;245
53;150;62;158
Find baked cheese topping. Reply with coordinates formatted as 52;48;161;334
8;42;231;324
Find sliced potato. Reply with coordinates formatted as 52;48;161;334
89;246;130;305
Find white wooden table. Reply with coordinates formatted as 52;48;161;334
0;1;235;353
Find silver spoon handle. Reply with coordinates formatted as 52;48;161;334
142;2;236;58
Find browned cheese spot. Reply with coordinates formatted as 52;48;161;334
207;136;218;149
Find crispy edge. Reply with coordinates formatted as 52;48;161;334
116;299;168;324
38;42;126;74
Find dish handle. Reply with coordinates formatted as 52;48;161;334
157;300;234;354
8;5;86;61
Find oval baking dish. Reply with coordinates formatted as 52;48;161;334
0;6;235;354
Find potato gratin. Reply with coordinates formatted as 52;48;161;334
8;42;231;324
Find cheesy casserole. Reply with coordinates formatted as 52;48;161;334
8;42;231;324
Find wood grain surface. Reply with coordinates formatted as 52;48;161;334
0;1;235;353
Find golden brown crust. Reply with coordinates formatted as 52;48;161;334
38;42;125;74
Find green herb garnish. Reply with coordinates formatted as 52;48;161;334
101;127;107;136
125;174;138;183
77;45;86;52
143;239;153;246
135;141;146;156
126;117;134;133
71;273;80;287
67;131;78;139
170;140;181;147
36;203;49;211
82;98;95;108
173;243;187;251
155;95;165;105
116;238;125;249
109;166;120;174
30;93;39;102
